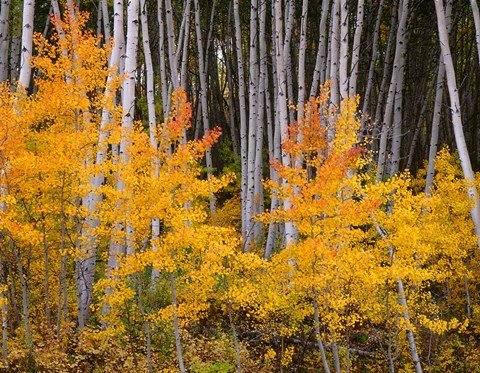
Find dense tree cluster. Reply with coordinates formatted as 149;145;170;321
1;0;480;371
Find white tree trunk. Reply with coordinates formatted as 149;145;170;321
310;0;330;97
17;0;34;89
329;0;340;105
348;0;365;97
233;0;248;243
339;0;348;101
425;0;452;193
360;0;384;138
0;0;10;82
377;0;409;180
297;0;308;121
100;0;110;42
434;0;480;245
274;0;296;245
165;0;179;89
244;0;259;249
193;0;216;213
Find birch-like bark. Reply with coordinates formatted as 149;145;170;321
100;0;110;42
297;0;308;122
244;0;259;249
348;0;365;97
310;0;330;97
265;13;282;256
371;0;397;150
165;0;179;89
170;271;185;372
179;0;191;89
360;0;384;137
284;0;295;124
425;1;452;193
339;0;348;101
0;0;10;82
313;292;331;373
329;0;340;106
86;0;124;325
140;0;162;288
233;0;248;243
274;0;296;245
115;0;139;257
253;0;267;242
157;0;169;121
17;0;34;90
434;0;480;245
193;0;216;213
377;0;408;180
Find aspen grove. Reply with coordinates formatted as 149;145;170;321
1;1;480;372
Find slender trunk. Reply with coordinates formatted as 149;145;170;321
425;0;452;194
17;0;35;90
178;0;192;89
57;178;67;336
0;0;10;82
170;271;185;373
297;0;308;121
284;0;295;124
339;0;348;100
42;219;51;329
377;0;408;180
91;0;124;325
313;292;331;373
140;0;161;290
361;0;384;138
157;0;168;119
329;0;340;105
227;299;241;373
245;0;259;249
348;0;365;96
376;224;423;373
9;34;21;82
253;0;267;242
100;0;110;42
274;0;296;245
434;0;480;246
310;0;329;97
165;0;179;89
233;0;248;244
193;0;216;213
371;0;397;153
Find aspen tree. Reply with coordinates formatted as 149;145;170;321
434;0;480;245
0;0;10;82
426;0;452;194
361;0;384;137
233;0;248;243
377;0;409;180
17;0;35;89
310;0;330;97
348;0;364;97
193;0;216;213
273;0;297;245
